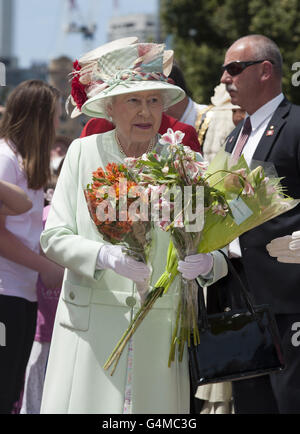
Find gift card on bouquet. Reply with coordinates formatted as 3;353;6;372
229;196;253;225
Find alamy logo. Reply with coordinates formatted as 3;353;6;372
0;62;6;87
291;62;300;87
95;179;205;232
291;322;300;347
0;322;6;347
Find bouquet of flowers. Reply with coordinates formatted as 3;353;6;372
124;129;232;365
85;130;299;375
84;162;152;262
85;162;166;374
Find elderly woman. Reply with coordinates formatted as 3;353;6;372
40;39;227;414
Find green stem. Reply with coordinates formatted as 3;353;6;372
168;298;182;367
178;297;187;362
178;152;191;186
104;286;164;374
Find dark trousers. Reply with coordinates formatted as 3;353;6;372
222;258;300;414
0;295;37;414
232;313;300;414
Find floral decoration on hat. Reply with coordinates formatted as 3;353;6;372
66;38;184;119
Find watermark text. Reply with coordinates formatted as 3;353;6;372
0;322;6;347
95;179;204;232
0;62;6;87
291;322;300;347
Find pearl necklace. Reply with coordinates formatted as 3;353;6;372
115;131;156;157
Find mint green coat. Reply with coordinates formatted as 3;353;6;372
40;131;227;414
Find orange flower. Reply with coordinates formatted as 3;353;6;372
85;162;144;243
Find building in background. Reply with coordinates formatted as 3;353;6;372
108;14;160;43
0;0;17;68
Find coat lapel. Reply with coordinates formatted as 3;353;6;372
252;98;291;161
224;123;243;153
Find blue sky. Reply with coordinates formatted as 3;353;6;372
14;0;158;67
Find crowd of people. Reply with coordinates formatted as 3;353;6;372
0;33;299;414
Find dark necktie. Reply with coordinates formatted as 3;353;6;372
232;117;252;160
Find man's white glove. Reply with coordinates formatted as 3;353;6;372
177;253;214;280
266;231;300;263
96;245;151;283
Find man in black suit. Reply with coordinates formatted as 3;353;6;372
210;34;300;413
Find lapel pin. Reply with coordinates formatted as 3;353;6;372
266;126;275;136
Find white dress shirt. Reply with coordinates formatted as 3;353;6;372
229;92;284;258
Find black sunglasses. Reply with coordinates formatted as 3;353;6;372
221;60;273;76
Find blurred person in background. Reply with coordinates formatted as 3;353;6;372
166;61;207;129
0;80;64;414
50;135;72;175
196;83;245;163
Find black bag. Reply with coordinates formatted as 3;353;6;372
189;251;285;390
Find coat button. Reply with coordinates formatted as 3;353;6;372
69;291;76;301
126;296;136;307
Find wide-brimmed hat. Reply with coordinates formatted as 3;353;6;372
66;37;138;118
67;38;185;119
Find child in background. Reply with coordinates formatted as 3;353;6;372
0;80;64;414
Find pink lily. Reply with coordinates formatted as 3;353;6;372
212;204;228;217
159;128;185;147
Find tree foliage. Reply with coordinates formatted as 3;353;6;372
161;0;300;104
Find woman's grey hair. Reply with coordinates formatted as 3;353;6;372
102;96;114;122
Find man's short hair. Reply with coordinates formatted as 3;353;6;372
236;35;283;78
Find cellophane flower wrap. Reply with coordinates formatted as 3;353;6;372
129;128;232;365
196;147;300;253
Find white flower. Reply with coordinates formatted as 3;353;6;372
124;157;139;169
155;220;171;231
182;146;195;159
242;181;255;196
159;128;185;147
212;204;228;217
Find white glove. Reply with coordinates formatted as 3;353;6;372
96;245;151;283
177;253;214;280
135;280;150;303
266;231;300;263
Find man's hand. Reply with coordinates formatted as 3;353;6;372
267;231;300;263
